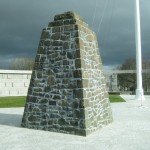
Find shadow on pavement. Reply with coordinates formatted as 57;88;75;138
0;113;22;127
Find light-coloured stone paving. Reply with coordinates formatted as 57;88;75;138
0;95;150;150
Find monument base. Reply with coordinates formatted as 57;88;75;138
135;89;145;100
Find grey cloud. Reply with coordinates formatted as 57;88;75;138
0;0;150;69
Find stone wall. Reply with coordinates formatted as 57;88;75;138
21;11;113;136
0;70;31;96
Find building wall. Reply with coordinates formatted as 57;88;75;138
0;69;149;96
0;70;32;96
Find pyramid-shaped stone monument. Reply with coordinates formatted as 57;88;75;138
21;11;113;136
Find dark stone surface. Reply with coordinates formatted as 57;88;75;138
49;101;57;106
21;11;113;136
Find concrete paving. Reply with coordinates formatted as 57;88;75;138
0;95;150;150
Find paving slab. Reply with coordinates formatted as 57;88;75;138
0;95;150;150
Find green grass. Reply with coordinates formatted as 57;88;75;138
109;95;126;103
0;96;26;108
0;95;125;108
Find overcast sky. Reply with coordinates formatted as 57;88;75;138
0;0;150;69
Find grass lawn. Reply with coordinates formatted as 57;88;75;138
109;95;126;103
0;95;125;108
0;96;26;108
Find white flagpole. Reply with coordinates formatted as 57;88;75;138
135;0;145;100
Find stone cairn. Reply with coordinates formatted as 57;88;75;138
21;11;113;136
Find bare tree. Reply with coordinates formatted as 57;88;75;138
117;58;150;93
9;57;34;70
142;60;150;92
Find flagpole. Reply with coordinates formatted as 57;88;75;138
135;0;145;100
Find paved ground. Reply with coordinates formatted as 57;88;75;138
0;95;150;150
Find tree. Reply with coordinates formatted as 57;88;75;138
117;58;150;93
142;60;150;92
9;57;34;70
